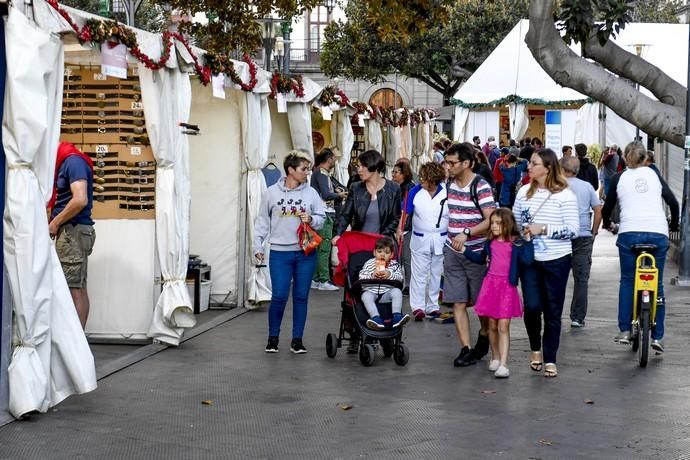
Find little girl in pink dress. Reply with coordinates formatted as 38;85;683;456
462;208;533;378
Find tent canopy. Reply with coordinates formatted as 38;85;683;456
453;19;688;107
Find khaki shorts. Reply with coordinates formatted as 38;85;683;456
56;224;96;288
442;246;486;305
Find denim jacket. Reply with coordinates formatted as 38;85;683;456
462;237;534;286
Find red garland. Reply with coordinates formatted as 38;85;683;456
336;89;349;107
270;72;305;99
45;0;260;90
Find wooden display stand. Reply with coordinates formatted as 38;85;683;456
62;65;155;220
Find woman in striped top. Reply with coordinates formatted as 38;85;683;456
513;148;579;378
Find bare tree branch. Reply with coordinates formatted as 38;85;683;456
411;73;448;96
526;0;684;147
583;38;687;107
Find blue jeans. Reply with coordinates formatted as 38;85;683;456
616;232;668;340
520;254;572;364
268;250;317;339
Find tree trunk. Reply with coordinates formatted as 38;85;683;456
526;0;684;147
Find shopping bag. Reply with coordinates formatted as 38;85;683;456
297;222;322;255
247;263;272;310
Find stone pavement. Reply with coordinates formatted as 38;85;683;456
1;232;690;459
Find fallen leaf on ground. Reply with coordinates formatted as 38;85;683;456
480;390;496;394
584;399;594;404
201;400;213;405
339;404;353;410
539;439;552;446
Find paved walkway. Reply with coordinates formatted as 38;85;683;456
1;233;690;459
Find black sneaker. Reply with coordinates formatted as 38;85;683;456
453;346;477;367
472;332;490;360
265;336;279;353
290;338;308;354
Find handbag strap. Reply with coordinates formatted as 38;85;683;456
528;192;553;223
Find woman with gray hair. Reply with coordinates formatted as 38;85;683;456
602;141;678;353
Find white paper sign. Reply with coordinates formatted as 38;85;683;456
96;144;108;154
212;74;226;99
131;146;142;156
321;106;332;121
93;73;107;81
357;114;365;127
544;110;562;154
131;101;143;110
101;42;128;79
277;93;287;113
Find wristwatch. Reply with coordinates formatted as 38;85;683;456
463;227;472;237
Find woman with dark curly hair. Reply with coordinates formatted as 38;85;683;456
403;161;449;320
392;158;416;294
333;150;401;245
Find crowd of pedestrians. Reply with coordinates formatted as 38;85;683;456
254;135;679;378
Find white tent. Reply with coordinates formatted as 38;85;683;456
452;20;688;157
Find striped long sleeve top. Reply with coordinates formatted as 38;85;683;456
359;258;403;294
512;185;579;261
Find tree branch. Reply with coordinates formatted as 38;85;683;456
526;0;684;147
425;69;451;89
583;38;687;107
412;74;449;96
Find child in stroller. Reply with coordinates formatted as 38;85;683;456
359;236;410;330
326;231;411;366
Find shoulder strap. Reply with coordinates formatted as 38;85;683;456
436;185;448;229
469;175;481;213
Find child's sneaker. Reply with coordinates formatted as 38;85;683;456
494;366;510;378
488;360;500;372
392;313;410;328
366;316;385;330
413;309;425;321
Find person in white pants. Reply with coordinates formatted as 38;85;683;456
404;162;449;321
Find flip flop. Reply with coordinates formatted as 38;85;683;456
544;363;558;378
530;351;543;372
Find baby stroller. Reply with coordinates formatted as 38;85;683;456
325;231;410;367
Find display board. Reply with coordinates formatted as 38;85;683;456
61;65;155;219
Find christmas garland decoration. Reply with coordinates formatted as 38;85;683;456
46;0;263;90
450;94;591;108
317;85;349;108
269;71;305;99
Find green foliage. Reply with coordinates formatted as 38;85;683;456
321;0;528;101
149;0;321;55
557;0;680;46
61;0;168;32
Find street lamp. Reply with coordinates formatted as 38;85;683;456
323;0;336;16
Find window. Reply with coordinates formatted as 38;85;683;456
307;6;328;53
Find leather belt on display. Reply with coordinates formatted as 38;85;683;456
94;185;155;194
94;160;156;168
95;194;155;203
120;203;155;211
95;168;156;178
83;101;119;108
119;135;150;145
86;151;119;159
95;176;152;185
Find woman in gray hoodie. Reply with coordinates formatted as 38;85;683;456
254;152;326;354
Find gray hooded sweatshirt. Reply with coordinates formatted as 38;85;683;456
253;178;326;255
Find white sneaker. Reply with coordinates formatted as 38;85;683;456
494;366;510;378
311;281;320;289
488;360;500;372
318;281;339;291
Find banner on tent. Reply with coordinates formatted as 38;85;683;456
545;111;562;152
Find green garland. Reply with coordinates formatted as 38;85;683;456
450;94;592;109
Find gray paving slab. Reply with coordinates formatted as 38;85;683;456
1;232;690;460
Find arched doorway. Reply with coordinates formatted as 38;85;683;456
369;88;404;109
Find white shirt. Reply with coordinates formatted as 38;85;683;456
617;167;668;236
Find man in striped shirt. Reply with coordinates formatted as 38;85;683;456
443;143;497;367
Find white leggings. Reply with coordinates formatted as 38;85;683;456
361;289;403;318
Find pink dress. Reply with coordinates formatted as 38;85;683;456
473;240;523;319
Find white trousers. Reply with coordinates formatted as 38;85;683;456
410;234;445;313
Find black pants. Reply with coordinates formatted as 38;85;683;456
520;255;572;364
569;237;593;322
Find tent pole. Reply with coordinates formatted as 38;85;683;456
237;169;248;307
0;12;10;422
675;23;690;286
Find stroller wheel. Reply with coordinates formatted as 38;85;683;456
326;333;338;358
380;339;394;358
393;343;409;366
359;344;375;367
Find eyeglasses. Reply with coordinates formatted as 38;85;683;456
443;160;460;167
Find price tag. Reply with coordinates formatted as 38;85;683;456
132;67;139;76
96;145;108;154
64;68;72;77
321;106;332;121
131;146;142;156
93;73;107;81
131;102;143;110
358;115;365;127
